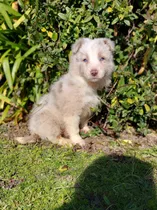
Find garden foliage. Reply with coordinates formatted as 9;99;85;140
0;0;157;134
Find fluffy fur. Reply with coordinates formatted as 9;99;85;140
15;38;115;146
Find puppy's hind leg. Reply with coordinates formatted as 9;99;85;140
31;112;73;146
15;135;39;144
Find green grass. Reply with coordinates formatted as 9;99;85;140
0;139;157;210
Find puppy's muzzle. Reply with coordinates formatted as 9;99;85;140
90;69;98;77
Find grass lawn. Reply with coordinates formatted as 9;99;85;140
0;138;157;210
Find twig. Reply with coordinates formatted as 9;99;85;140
120;52;134;71
106;81;118;98
98;96;110;108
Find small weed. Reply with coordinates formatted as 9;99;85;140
80;126;102;138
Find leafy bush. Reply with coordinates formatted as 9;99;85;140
0;0;40;122
0;0;156;134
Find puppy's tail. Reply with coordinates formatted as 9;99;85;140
14;135;39;144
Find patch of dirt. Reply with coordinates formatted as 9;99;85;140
0;178;24;189
0;121;157;154
0;121;29;140
82;131;157;154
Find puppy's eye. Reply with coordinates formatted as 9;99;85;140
99;57;105;61
83;58;88;63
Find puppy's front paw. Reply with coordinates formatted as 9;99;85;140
71;136;85;147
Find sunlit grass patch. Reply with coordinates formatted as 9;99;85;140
0;139;156;210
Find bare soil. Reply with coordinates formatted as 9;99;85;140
0;121;157;154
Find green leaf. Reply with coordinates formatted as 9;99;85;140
2;57;13;90
65;7;71;13
127;98;134;104
111;97;118;108
0;104;10;123
0;49;11;63
18;0;25;9
0;9;13;29
103;195;111;206
124;20;130;26
13;8;31;29
82;15;93;23
0;3;21;16
22;45;39;59
144;104;151;112
52;32;58;42
111;17;119;25
62;42;67;49
0;32;9;41
58;13;67;20
74;15;81;23
5;40;26;50
139;108;144;115
152;105;157;111
12;57;23;82
118;76;125;88
119;100;130;109
59;165;69;172
93;15;100;24
135;46;145;56
0;94;12;105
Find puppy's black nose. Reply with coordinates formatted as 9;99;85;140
91;69;98;76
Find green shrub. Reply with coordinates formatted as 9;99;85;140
0;0;156;134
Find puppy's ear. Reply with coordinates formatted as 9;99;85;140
72;38;91;54
103;38;115;52
72;38;85;54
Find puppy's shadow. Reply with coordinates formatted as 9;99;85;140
56;155;156;210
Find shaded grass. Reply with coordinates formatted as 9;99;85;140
0;139;157;210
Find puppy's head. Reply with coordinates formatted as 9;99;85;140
70;38;115;88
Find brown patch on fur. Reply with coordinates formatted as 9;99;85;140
103;38;115;52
